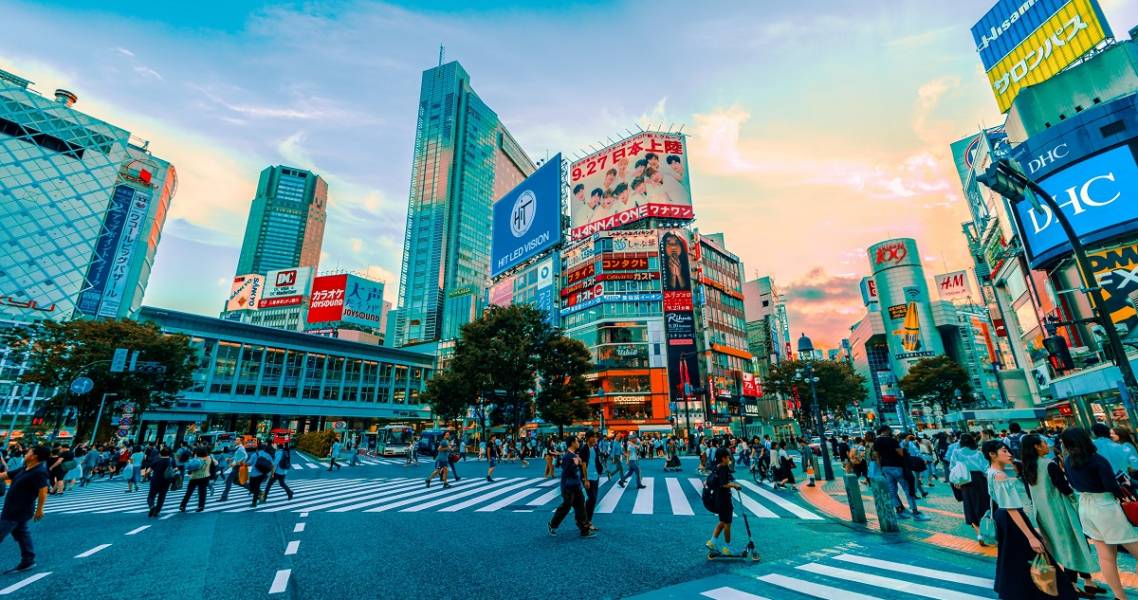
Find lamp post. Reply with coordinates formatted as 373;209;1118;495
797;333;834;481
978;159;1138;424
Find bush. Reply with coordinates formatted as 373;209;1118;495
296;430;338;457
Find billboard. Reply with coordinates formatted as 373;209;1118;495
934;270;973;301
1015;144;1138;267
96;187;151;317
1088;242;1138;331
307;274;347;323
868;238;921;274
342;274;384;328
491;154;563;277
260;267;313;308
77;185;135;316
569;132;692;239
489;275;515;307
226;274;264;312
859;276;879;306
978;0;1111;112
659;229;700;403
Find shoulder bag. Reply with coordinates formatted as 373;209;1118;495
1030;549;1059;597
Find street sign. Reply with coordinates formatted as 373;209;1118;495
129;350;140;372
117;427;129;437
122;404;135;416
119;416;133;427
111;348;129;373
70;377;94;395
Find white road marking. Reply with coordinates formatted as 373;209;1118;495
299;512;309;517
269;569;291;594
293;523;306;533
756;573;882;600
632;478;654;514
830;554;994;588
75;544;111;558
475;484;547;512
700;587;771;600
526;486;563;507
665;478;694;516
284;540;300;556
437;478;539;512
795;563;989;600
125;525;150;536
0;572;51;595
268;479;423;513
398;479;515;512
738;480;823;520
596;480;629;513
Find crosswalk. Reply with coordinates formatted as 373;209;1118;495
289;454;406;469
43;475;825;519
628;548;996;599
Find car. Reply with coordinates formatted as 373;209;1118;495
415;429;455;457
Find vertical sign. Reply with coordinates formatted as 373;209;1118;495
97;188;152;317
660;229;699;404
77;185;134;315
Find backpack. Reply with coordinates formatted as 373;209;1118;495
280;449;292;470
701;470;719;513
254;453;273;474
1007;434;1023;460
186;458;204;472
163;461;176;481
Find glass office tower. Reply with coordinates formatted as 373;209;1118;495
235;165;327;277
395;61;533;347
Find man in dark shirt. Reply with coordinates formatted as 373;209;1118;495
579;431;604;531
0;445;50;572
547;436;594;538
873;426;928;521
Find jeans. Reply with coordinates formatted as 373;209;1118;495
608;457;624;479
585;479;599;521
328;457;340;470
881;466;918;513
220;468;243;501
549;486;588;533
147;480;170;515
263;473;292;500
448;460;460;480
248;474;267;506
348;452;360;466
619;460;642;487
180;478;208;511
0;519;33;564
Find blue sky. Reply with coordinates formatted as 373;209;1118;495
4;0;1137;345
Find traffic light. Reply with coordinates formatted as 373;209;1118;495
1043;336;1074;371
31;408;44;426
975;162;1026;202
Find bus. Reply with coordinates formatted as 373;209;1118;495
376;425;416;457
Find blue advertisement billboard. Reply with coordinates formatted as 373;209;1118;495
491;154;562;277
341;274;385;328
1015;143;1138;267
971;0;1069;71
77;185;135;315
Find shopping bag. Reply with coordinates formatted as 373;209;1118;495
1030;551;1058;597
237;463;249;486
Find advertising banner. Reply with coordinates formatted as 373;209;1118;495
569;132;692;239
950;132;984;188
971;0;1070;70
934;270;973;301
859;276;879;306
341;274;384;328
608;230;658;252
491;154;563;277
77;185;135;315
1088;242;1138;331
307;274;347;323
534;257;557;326
562;238;598;269
868;238;921;274
489;275;515;307
226;274;264;312
741;372;763;398
981;0;1110;112
97;188;151;318
1015;144;1138;267
659;229;700;402
260;266;314;308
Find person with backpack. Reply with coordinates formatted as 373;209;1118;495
178;447;212;512
247;441;275;508
580;431;603;531
219;442;248;502
546;435;594;538
142;447;174;518
1005;422;1025;460
262;442;293;502
704;447;743;555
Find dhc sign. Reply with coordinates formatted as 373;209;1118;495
1016;144;1138;267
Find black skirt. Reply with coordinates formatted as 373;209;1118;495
994;508;1075;600
961;471;991;527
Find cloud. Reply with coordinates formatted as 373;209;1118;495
783;268;863;304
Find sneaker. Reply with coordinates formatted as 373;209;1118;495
4;562;35;574
896;511;912;519
580;528;597;538
425;478;431;488
719;547;734;556
705;539;716;551
547;523;557;536
913;512;931;522
637;485;647;489
443;483;451;489
617;480;625;488
589;524;600;532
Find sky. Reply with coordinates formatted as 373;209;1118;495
4;0;1138;347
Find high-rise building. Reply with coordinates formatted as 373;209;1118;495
395;61;534;348
235;165;327;277
0;68;176;323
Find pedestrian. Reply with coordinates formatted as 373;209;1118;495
328;435;343;471
47;447;64;496
142;447;173;518
262;442;294;502
1110;426;1138;477
773;441;796;489
348;440;361;467
901;434;928;498
984;440;1073;599
126;444;144;493
178;447;213;512
0;445;49;573
918;435;937;486
219;442;248;502
486;435;499;482
580;431;602;531
546;436;594;538
705;447;743;555
426;437;451;488
543;439;557;478
1091;423;1126;476
1062;427;1138;600
873;426;929;521
617;436;646;489
1022;434;1104;598
247;441;274;507
949;433;991;544
607;437;625;480
80;445;99;487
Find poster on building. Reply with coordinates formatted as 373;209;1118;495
741;372;763;398
226;274;264;312
859;276;878;306
1088;242;1138;331
533;256;558;326
659;229;700;402
489;275;515;307
934;270;973;301
490;154;563;277
307;274;347;323
260;267;313;308
569;132;692;239
97;188;152;318
77;185;135;315
341;274;384;328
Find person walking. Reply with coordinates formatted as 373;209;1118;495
705;447;743;555
1063;427;1138;600
1022;434;1105;598
0;446;49;573
426;437;451;488
219;441;248;502
328;436;343;471
142;447;174;518
580;431;603;531
348;440;361;467
262;442;294;502
773;441;796;489
80;445;100;487
486;435;499;482
546;436;594;538
247;441;274;507
1111;426;1138;477
617;437;646;489
607;437;625;480
949;433;991;544
543;439;557;478
873;426;929;521
178;447;213;512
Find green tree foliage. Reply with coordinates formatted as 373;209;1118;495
420;369;475;424
763;359;867;431
899;355;973;415
296;430;339;458
6;319;198;442
535;336;593;437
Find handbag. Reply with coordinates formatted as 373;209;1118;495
979;499;998;546
1030;550;1059;597
1121;494;1138;527
907;455;928;473
949;461;971;485
237;463;249;486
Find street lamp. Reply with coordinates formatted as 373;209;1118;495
978;159;1138;424
797;333;834;481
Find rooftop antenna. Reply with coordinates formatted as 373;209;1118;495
438;44;445;67
677;124;686;134
668;122;675;132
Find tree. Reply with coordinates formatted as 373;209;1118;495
899;355;973;418
763;359;867;432
421;369;475;425
535;336;593;437
5;318;198;442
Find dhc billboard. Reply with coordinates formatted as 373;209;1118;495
491;154;563;277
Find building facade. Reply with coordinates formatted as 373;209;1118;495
235;165;327;277
395;61;534;348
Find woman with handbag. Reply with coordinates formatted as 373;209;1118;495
1063;427;1138;600
1022;434;1106;598
984;440;1075;599
951;433;992;544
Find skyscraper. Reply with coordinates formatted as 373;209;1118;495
395;61;534;347
235;165;327;277
0;68;176;323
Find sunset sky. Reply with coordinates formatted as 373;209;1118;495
5;0;1137;347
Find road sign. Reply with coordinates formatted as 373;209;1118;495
117;427;129;437
122;404;135;416
110;348;129;373
333;420;347;431
119;416;133;426
70;377;94;395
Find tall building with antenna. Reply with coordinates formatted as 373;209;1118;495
394;60;534;349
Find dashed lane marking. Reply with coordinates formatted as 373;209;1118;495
125;525;150;536
284;541;300;556
269;569;291;594
74;544;111;558
293;523;305;533
299;512;309;517
700;587;771;600
0;573;51;595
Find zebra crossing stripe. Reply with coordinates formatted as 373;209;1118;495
527;485;563;507
395;478;520;513
475;483;549;512
687;478;776;519
260;479;423;513
631;478;654;514
829;554;994;588
794;563;990;600
332;478;483;513
665;478;694;516
596;479;629;513
437;478;542;513
46;480;330;513
227;479;409;513
738;481;823;520
700;587;771;600
756;573;880;600
195;479;366;514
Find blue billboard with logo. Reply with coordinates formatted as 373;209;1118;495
491;155;563;277
971;0;1071;71
1015;143;1138;267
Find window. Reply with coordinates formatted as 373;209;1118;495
303;354;326;399
235;345;264;396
